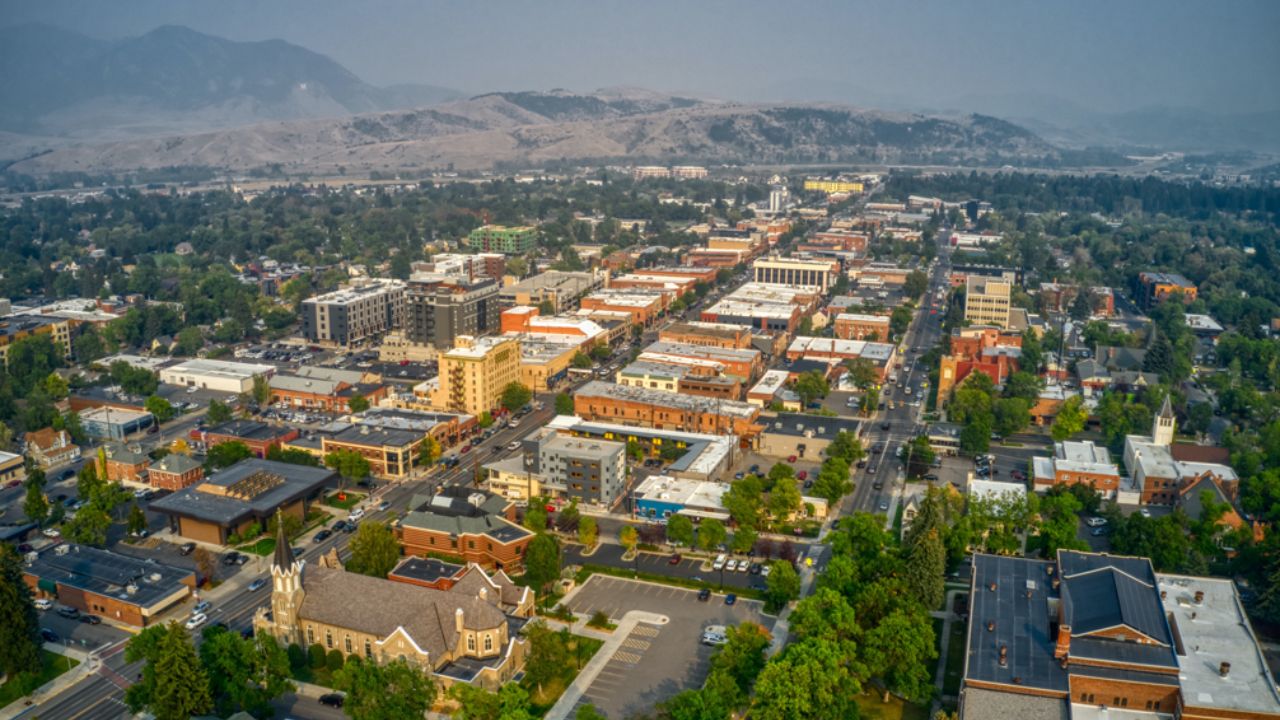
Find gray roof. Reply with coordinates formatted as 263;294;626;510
1061;566;1169;643
205;420;288;442
966;554;1067;692
152;453;201;475
150;458;337;526
760;412;862;439
26;544;194;608
960;687;1067;720
298;565;507;661
327;423;421;449
401;505;531;545
389;556;465;584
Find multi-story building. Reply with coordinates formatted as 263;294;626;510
783;337;897;378
148;453;204;491
752;256;840;293
572;380;762;439
532;432;627;507
430;336;521;416
0;450;24;487
254;520;528;692
0;315;70;367
414;253;506;281
98;442;151;484
670;166;708;179
301;279;406;347
964;275;1013;328
616;361;742;400
24;428;80;469
1138;271;1198;306
320;424;425;480
960;549;1280;720
639;341;763;382
404;275;501;350
1123;397;1180;504
579;289;668;327
270;367;390;413
659;321;754;349
498;271;604;313
193;420;300;459
1039;283;1115;318
1032;440;1120;495
833;313;891;341
467;225;537;255
398;488;533;571
802;178;863;194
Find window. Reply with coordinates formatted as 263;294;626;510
345;636;353;653
306;627;315;645
484;634;493;652
467;635;476;651
365;639;373;659
326;630;333;648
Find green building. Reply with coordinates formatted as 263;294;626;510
468;225;537;255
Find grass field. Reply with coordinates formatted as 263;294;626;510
0;651;80;706
857;692;931;720
523;633;603;716
323;491;365;510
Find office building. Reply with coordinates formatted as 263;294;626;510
24;544;195;627
572;380;761;439
960;549;1280;720
616;361;742;400
160;358;276;394
545;415;734;483
499;271;604;313
194;420;300;458
80;406;155;441
405;275;501;350
320;423;426;480
752;256;840;292
148;453;204;491
964;275;1013;328
301;279;406;347
660;321;754;349
1032;440;1121;495
533;433;627;507
430;336;521;416
639;341;762;382
399;488;533;571
468;225;537;255
833;313;891;341
579;289;668;327
270;367;390;413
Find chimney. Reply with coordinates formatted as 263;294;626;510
1054;624;1072;659
998;644;1008;667
1161;590;1167;600
1194;590;1204;604
455;607;464;633
989;581;997;592
1220;661;1231;677
986;621;995;632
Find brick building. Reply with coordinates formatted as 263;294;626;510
398;489;533;572
573;380;762;440
833;313;891;341
24;544;195;627
194;420;301;458
1031;440;1120;496
147;453;205;491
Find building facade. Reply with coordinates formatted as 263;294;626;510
430;336;522;416
405;276;501;350
301;279;407;347
752;256;839;293
964;275;1013;328
468;225;537;255
148;453;204;490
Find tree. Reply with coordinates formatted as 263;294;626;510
523;533;561;600
347;393;370;413
1051;395;1088;441
764;560;800;612
1035;489;1089;556
577;515;598;547
0;544;42;682
712;622;772;694
207;441;252;469
960;415;993;455
575;704;608;720
554;393;574;415
249;374;272;406
904;435;936;479
43;372;69;401
890;304;913;337
24;482;49;525
793;371;829;407
903;529;946;610
265;446;322;467
731;526;758;554
904;270;929;299
127;502;147;536
200;627;294;717
723;476;765;530
64;502;112;546
145;395;176;423
619;525;639;555
859;386;880;416
992;397;1031;438
1069;288;1094;321
862;608;937;703
126;622;213;720
666;514;695;547
811;458;852;505
844;358;880;390
194;547;216;586
325;448;372;482
768;479;802;521
416;435;441;467
1003;371;1042;403
347;522;401;578
698;518;727;552
1143;331;1175;380
174;327;204;356
500;382;533;413
827;431;865;465
206;399;233;424
752;638;861;720
524;501;548;532
336;656;435;720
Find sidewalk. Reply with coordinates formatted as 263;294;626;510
543;610;668;720
0;640;119;720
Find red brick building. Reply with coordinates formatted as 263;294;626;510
147;453;204;491
193;420;300;458
397;490;533;572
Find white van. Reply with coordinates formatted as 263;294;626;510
712;553;727;571
701;625;728;646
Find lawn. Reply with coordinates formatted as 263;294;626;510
323;491;365;510
0;651;80;706
289;663;338;689
239;537;277;556
522;633;603;716
856;692;931;720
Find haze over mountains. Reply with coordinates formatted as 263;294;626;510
1;23;1276;177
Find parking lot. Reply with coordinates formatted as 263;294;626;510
563;575;774;719
564;544;783;592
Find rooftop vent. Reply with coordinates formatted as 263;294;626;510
1194;590;1204;604
988;581;997;592
986;621;995;632
1220;661;1231;677
998;644;1008;667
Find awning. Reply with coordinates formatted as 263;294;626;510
37;578;57;594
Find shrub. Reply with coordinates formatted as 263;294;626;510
308;643;327;669
587;610;612;629
287;643;306;670
326;649;345;672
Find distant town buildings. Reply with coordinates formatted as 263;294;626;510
467;225;537;255
964;275;1013;328
301;279;406;347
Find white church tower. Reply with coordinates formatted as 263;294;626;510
1152;395;1176;447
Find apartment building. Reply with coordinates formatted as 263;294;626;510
499;271;604;313
752;256;840;292
1031;440;1121;495
467;225;537;255
1139;271;1198;306
0;315;70;367
802;178;863;194
964;275;1013;328
404;275;501;350
833;313;891;341
572;380;761;439
301;279;406;347
660;321;755;349
430;336;521;416
413;253;506;281
533;433;627;507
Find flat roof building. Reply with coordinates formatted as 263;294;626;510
965;275;1013;329
573;380;761;439
633;475;730;522
752;256;840;293
80;406;154;441
301;279;407;347
160;358;276;394
23;544;196;627
499;271;604;313
468;225;537;255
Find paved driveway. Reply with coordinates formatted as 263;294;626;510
563;575;774;719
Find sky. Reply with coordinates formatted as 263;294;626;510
3;0;1278;116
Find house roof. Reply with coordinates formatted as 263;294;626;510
1061;566;1167;642
152;453;202;475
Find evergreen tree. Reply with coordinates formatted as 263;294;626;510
1143;330;1175;380
23;482;49;525
1069;288;1094;320
903;528;946;611
0;544;43;680
149;623;213;720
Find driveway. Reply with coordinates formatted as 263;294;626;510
563;575;774;719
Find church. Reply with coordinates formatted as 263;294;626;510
253;518;531;691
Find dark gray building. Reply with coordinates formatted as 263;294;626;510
405;275;501;349
300;279;406;347
521;431;626;507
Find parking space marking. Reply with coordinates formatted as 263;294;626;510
633;625;660;637
611;650;642;664
622;638;651;650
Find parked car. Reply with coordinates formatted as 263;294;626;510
668;553;682;565
185;613;208;631
192;600;212;615
41;527;61;538
79;614;101;625
723;559;737;572
697;588;711;602
1091;527;1107;537
348;508;366;522
378;500;391;512
735;559;748;573
248;578;268;592
724;594;737;606
40;628;59;643
748;563;762;575
1084;517;1107;527
313;529;333;543
34;598;53;610
761;565;772;578
787;455;797;463
222;552;243;566
56;605;80;619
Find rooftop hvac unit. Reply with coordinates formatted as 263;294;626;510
55;544;70;555
149;573;162;582
126;583;138;595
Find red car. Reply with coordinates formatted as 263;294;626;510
5;479;21;488
797;471;808;480
787;455;798;463
460;445;472;454
668;553;682;565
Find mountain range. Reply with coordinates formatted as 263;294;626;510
0;23;1272;177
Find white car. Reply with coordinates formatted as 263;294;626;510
735;559;749;572
1084;517;1107;528
41;527;61;538
723;559;737;572
185;613;208;630
186;386;198;394
348;508;366;522
34;598;54;610
761;565;773;578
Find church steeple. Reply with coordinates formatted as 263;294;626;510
1152;394;1175;446
272;512;297;574
269;511;304;645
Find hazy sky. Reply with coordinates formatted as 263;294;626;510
4;0;1278;115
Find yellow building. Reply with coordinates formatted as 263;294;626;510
803;179;863;194
0;316;71;367
430;336;521;416
964;276;1013;328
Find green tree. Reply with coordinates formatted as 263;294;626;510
127;502;147;536
960;416;992;455
731;526;757;554
127;622;213;720
577;515;598;547
992;397;1031;438
698;518;727;552
666;514;695;547
904;270;928;299
524;533;561;601
554;393;575;415
145;395;176;423
0;544;42;682
1069;288;1094;321
174;327;204;356
768;479;802;521
199;627;294;717
859;386;880;416
1051;395;1088;441
793;371;829;407
64;502;112;546
619;525;639;554
904;435;936;479
862;608;937;703
265;446;322;467
206;399;233;424
827;430;865;464
325;448;372;482
575;704;608;720
811;458;852;505
722;475;765;530
764;560;800;612
712;622;772;695
335;656;435;720
43;372;69;401
903;528;946;610
1003;371;1042;403
1143;331;1175;380
250;373;273;406
752;637;861;720
500;382;533;413
23;482;49;525
416;435;441;467
524;501;548;532
346;522;401;578
347;393;370;413
206;440;252;469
